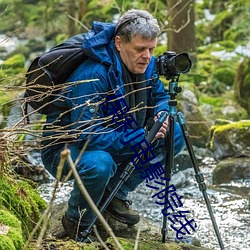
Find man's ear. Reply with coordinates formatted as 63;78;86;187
115;36;122;51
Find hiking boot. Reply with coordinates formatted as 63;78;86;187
105;196;140;225
61;213;97;243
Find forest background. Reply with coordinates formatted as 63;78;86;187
0;0;250;124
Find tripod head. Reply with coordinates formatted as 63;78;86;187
168;76;182;100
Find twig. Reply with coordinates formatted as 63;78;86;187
22;153;65;249
93;225;109;250
134;220;142;250
68;14;89;31
61;148;124;250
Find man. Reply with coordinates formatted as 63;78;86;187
41;9;185;241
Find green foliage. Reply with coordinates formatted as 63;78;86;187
192;40;241;95
196;0;250;47
0;54;26;85
234;57;250;115
199;95;224;107
1;54;25;69
213;67;235;86
0;0;249;118
199;91;248;121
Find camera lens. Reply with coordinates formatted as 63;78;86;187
174;53;192;73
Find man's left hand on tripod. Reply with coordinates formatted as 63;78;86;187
154;111;169;139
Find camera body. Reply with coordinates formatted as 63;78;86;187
156;51;192;79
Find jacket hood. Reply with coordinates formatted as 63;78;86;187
82;21;116;65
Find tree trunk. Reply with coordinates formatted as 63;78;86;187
67;0;76;36
78;0;88;20
167;0;196;62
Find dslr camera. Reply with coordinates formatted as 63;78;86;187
156;51;192;79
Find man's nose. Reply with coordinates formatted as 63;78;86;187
142;49;151;59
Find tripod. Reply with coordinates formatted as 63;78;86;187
162;76;225;249
82;76;225;249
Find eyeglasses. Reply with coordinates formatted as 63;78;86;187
115;17;139;35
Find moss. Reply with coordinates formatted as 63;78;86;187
213;67;235;86
105;237;208;250
199;95;224;107
0;209;21;229
217;40;237;51
213;120;250;133
199;90;248;121
0;209;24;249
1;54;25;69
0;54;26;87
0;235;16;250
7;228;24;249
0;174;47;239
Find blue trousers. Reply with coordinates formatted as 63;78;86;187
41;123;185;226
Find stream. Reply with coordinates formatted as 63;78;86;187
38;155;250;250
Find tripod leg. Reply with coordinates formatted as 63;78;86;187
162;114;175;243
81;162;135;240
177;112;225;250
81;113;169;241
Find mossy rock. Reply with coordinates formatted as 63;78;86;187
0;209;24;250
209;120;250;160
0;174;47;239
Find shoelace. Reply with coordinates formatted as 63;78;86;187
123;199;132;209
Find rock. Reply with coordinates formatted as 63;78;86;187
43;202;212;250
213;157;250;184
179;100;211;148
181;89;199;105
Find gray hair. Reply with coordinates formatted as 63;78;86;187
115;9;160;43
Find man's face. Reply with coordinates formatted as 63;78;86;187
115;35;157;74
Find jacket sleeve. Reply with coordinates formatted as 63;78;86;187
65;61;146;155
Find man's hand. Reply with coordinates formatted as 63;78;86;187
154;111;169;139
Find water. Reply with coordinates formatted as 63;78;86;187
38;157;250;250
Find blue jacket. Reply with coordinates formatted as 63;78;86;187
44;21;170;156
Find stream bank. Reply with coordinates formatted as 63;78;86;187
38;152;250;250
